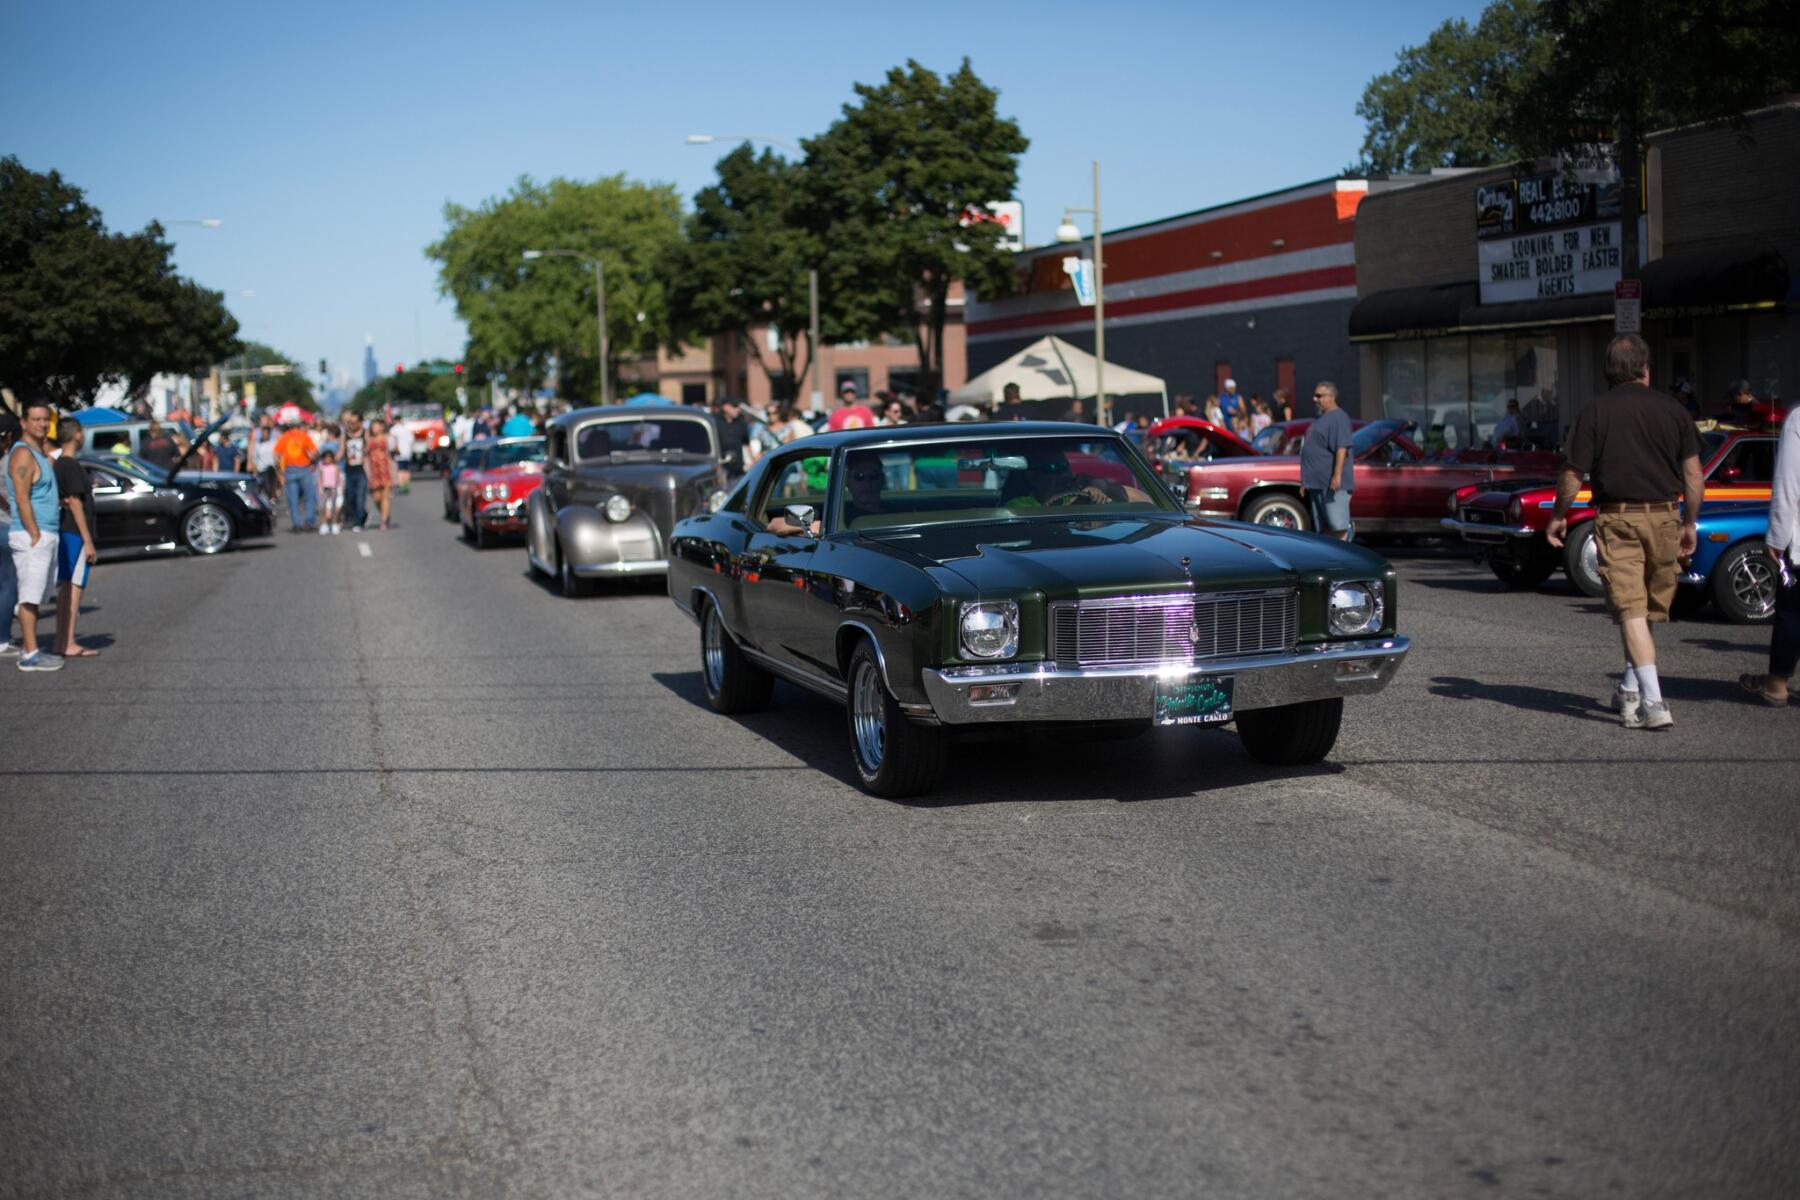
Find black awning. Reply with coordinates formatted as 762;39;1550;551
1640;244;1790;311
1348;282;1478;339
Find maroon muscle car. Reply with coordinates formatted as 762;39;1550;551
1182;419;1563;535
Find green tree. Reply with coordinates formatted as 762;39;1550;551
666;145;853;404
801;59;1029;399
427;175;683;403
349;359;472;416
1351;0;1553;173
0;157;239;406
232;341;316;412
1509;0;1800;275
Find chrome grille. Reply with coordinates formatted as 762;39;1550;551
1049;590;1297;668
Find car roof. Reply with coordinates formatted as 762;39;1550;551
549;404;718;430
774;420;1129;454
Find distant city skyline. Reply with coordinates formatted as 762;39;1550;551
362;337;378;389
2;0;1487;393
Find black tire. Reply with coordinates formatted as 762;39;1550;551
460;516;475;544
443;489;457;521
1711;542;1778;624
1243;492;1310;532
1488;546;1557;588
846;641;947;798
559;541;593;597
1563;522;1604;597
1236;698;1344;766
473;520;490;550
700;600;773;714
181;503;235;555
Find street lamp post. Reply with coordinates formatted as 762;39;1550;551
1056;161;1107;427
523;249;608;405
686;133;819;410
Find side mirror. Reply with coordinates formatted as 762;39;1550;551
783;503;817;533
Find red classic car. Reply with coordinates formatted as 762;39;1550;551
1180;419;1564;535
1443;424;1780;594
459;461;546;548
1143;417;1260;496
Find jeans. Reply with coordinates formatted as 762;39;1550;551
1772;558;1800;678
342;465;369;528
283;466;319;529
0;524;16;640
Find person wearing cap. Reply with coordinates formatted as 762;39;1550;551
827;381;877;432
1218;378;1243;427
273;416;320;532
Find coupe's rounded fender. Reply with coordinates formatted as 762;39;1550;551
556;504;662;570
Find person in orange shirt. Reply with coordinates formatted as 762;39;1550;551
273;419;319;532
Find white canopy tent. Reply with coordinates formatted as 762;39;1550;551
948;335;1168;415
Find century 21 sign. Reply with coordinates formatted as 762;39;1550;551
1475;170;1623;304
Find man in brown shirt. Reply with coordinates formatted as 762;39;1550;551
1548;334;1704;730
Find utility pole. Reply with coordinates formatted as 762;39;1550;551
808;268;820;414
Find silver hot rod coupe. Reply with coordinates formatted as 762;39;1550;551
526;405;729;596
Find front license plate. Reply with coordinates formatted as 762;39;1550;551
1154;675;1234;726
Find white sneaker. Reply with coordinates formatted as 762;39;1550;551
17;650;64;672
1611;686;1642;724
0;642;18;659
320;525;331;535
1624;700;1673;730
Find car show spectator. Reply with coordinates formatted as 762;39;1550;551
273;417;320;532
249;414;280;507
1299;382;1354;541
139;420;178;471
0;409;20;658
716;397;752;481
317;449;343;535
340;413;369;531
501;408;535;438
5;399;63;671
827;381;878;431
1548;334;1703;731
51;419;98;658
1739;399;1799;706
366;418;396;530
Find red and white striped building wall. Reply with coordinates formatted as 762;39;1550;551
967;178;1382;415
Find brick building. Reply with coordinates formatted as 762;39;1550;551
965;178;1392;415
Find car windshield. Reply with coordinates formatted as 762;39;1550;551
1149;426;1240;462
577;418;712;460
488;439;544;467
396;405;441;422
832;435;1176;532
1251;425;1288;454
1352;420;1410;456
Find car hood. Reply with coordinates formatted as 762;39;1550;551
863;515;1382;599
173;469;255;486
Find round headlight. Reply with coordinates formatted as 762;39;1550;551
604;494;632;523
1328;582;1383;636
959;601;1019;659
706;489;729;513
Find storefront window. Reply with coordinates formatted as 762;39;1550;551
1380;341;1426;432
1745;312;1785;402
1425;337;1471;451
1515;337;1561;450
1470;335;1513;447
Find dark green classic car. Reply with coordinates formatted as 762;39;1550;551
668;423;1409;797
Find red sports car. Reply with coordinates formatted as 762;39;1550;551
459;461;546;548
1443;424;1781;594
1181;418;1563;535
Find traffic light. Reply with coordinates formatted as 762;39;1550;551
395;363;405;375
453;363;464;375
318;358;327;376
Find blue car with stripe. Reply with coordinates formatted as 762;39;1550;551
1679;500;1777;624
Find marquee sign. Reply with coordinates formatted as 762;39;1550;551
1476;168;1623;304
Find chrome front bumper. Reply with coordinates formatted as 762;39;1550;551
919;637;1409;725
1440;516;1536;544
572;558;669;577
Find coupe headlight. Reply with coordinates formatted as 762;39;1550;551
706;489;729;513
436;435;450;447
1328;581;1385;636
604;494;632;523
482;483;510;501
959;601;1019;659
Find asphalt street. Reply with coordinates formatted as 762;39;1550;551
3;483;1797;1199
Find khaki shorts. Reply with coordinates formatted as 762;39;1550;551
1594;507;1682;623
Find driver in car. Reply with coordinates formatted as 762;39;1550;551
1005;450;1130;510
766;453;886;536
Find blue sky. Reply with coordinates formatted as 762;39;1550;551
4;0;1485;392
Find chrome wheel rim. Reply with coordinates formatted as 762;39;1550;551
1256;505;1300;530
185;507;230;553
702;608;725;694
1577;533;1599;588
850;661;886;773
1731;554;1777;618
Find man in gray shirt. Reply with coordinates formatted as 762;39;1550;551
1299;381;1354;540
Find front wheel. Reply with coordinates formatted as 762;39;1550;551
559;541;593;597
846;642;946;798
1711;542;1778;624
1236;698;1343;766
1243;492;1310;532
182;503;235;555
700;601;773;714
1563;523;1604;597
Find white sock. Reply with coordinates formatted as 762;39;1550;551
1636;665;1662;705
1621;665;1638;693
